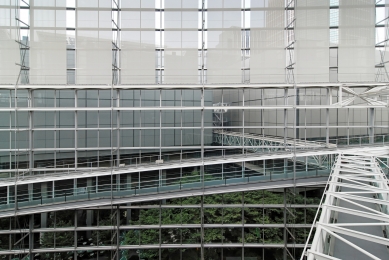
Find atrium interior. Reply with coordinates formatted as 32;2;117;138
0;0;389;259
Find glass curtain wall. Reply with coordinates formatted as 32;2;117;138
0;1;388;259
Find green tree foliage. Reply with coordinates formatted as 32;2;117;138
122;187;320;260
40;223;74;259
0;168;320;260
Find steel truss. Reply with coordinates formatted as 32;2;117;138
302;153;389;260
213;130;334;170
332;86;389;107
213;130;337;152
14;1;31;259
310;154;330;168
286;0;295;84
110;2;121;259
376;6;389;82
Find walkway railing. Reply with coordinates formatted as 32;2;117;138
0;164;331;212
0;133;387;179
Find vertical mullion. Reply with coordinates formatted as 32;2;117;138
201;87;204;165
74;90;78;170
29;89;32;175
160;0;163;84
54;90;57;169
74;210;77;260
117;89;120;165
138;92;141;187
159;201;162;260
200;195;204;260
242;191;245;259
159;89;162;159
201;0;205;84
326;88;330;146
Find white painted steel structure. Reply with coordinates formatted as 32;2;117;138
213;130;337;152
1;0;389;259
303;153;389;260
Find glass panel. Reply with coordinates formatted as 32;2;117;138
295;0;330;82
207;0;242;83
338;0;375;81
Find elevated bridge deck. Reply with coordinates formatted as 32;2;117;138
0;176;328;218
303;154;389;260
0;146;387;218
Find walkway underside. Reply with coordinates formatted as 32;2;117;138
0;243;307;256
304;153;389;260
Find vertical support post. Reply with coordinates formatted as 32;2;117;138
242;192;245;259
74;210;77;260
293;84;297;185
6;186;9;204
74;90;78;170
338;85;343;106
159;89;162;160
201;0;205;84
52;180;55;199
261;88;265;140
14;183;18;210
369;107;375;144
284;88;288;147
29;214;33;259
158;201;162;260
201;88;205;186
86;209;92;238
328;87;333;105
73;178;77;197
263;159;266;176
242;89;245;178
283;188;287;260
28;183;33;201
347;108;350;145
40;191;47;255
242;88;245;152
87;177;93;194
116;205;120;260
326;88;330;146
28;89;33;175
116;89;120;166
161;170;166;188
200;195;205;260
